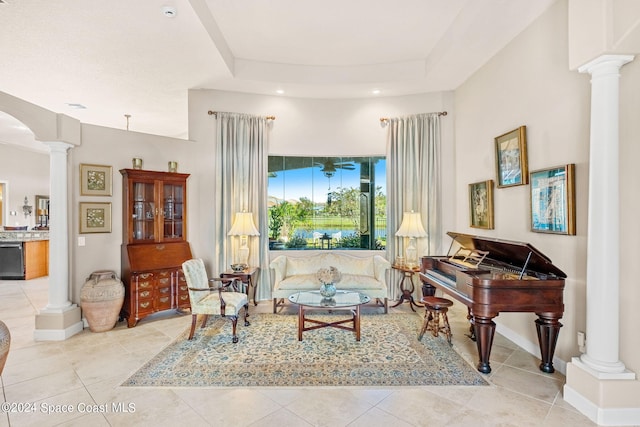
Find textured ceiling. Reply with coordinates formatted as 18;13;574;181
0;0;556;146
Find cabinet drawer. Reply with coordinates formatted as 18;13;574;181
132;273;154;290
176;293;190;307
156;295;172;310
136;299;154;314
138;290;152;299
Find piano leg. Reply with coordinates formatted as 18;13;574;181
471;316;496;374
535;314;563;373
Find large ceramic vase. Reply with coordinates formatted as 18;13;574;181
80;270;125;332
0;320;10;375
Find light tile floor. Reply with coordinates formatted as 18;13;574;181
0;277;599;427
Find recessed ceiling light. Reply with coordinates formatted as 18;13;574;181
162;6;177;18
276;89;284;95
66;103;86;109
372;89;381;95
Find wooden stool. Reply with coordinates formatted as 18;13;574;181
418;296;453;345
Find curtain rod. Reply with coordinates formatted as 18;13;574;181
207;110;276;120
379;111;447;124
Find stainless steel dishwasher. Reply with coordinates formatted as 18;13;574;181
0;242;24;279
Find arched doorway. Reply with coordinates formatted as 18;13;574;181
0;100;83;340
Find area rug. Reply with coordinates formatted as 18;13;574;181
122;313;488;387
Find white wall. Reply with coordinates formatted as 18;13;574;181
455;0;640;384
0;144;49;229
68;124;198;302
187;89;457;258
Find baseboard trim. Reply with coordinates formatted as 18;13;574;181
564;383;640;426
33;321;83;341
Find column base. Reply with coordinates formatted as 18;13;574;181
34;305;83;341
577;354;635;379
564;357;639;426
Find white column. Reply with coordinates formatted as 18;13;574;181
34;141;82;341
578;54;634;374
42;141;74;311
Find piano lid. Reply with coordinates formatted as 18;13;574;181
446;232;567;279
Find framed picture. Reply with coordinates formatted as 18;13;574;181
79;202;112;233
80;163;112;196
530;164;576;235
495;126;528;188
469;180;494;229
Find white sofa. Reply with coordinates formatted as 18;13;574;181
269;252;391;313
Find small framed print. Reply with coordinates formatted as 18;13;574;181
495;126;528;188
469;180;494;229
79;202;112;233
530;164;576;235
80;163;112;196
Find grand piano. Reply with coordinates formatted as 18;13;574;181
419;232;565;374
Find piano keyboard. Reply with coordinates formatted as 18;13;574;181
425;269;455;288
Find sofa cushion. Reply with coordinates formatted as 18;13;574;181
277;273;384;291
285;253;374;277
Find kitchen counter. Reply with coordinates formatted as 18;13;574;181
0;230;49;241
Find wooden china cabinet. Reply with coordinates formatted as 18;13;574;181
120;169;192;327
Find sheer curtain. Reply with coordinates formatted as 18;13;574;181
214;112;271;302
386;113;442;300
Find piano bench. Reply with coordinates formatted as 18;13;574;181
418;296;453;345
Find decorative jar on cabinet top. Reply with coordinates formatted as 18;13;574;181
80;270;125;332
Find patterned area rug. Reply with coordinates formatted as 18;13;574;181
122;313;488;387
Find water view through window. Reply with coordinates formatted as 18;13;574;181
268;156;386;250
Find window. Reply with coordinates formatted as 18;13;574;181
268;156;386;250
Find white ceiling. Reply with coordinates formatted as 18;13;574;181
0;0;557;145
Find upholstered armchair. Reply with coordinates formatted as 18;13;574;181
182;258;250;343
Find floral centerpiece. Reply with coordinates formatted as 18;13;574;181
316;266;341;298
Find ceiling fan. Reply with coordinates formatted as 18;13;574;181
314;159;355;178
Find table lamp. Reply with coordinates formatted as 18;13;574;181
228;211;260;269
395;211;427;268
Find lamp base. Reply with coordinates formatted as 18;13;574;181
405;238;418;268
237;245;249;266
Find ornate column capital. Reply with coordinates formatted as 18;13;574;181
578;54;634;75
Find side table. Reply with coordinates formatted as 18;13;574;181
391;264;423;312
220;267;260;306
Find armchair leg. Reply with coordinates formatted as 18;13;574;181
243;303;250;326
188;314;197;340
230;316;239;343
200;314;209;329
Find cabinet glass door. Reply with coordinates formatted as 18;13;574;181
132;182;156;242
162;182;184;240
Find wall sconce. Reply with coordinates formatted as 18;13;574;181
22;196;33;218
227;211;260;270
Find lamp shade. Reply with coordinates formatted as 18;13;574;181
228;212;260;236
395;211;427;237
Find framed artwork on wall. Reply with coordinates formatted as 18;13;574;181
80;163;112;196
79;202;112;233
530;164;576;235
469;179;494;229
495;126;528;188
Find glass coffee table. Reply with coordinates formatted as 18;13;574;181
288;290;371;341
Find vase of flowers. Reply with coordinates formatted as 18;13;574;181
316;266;341;298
